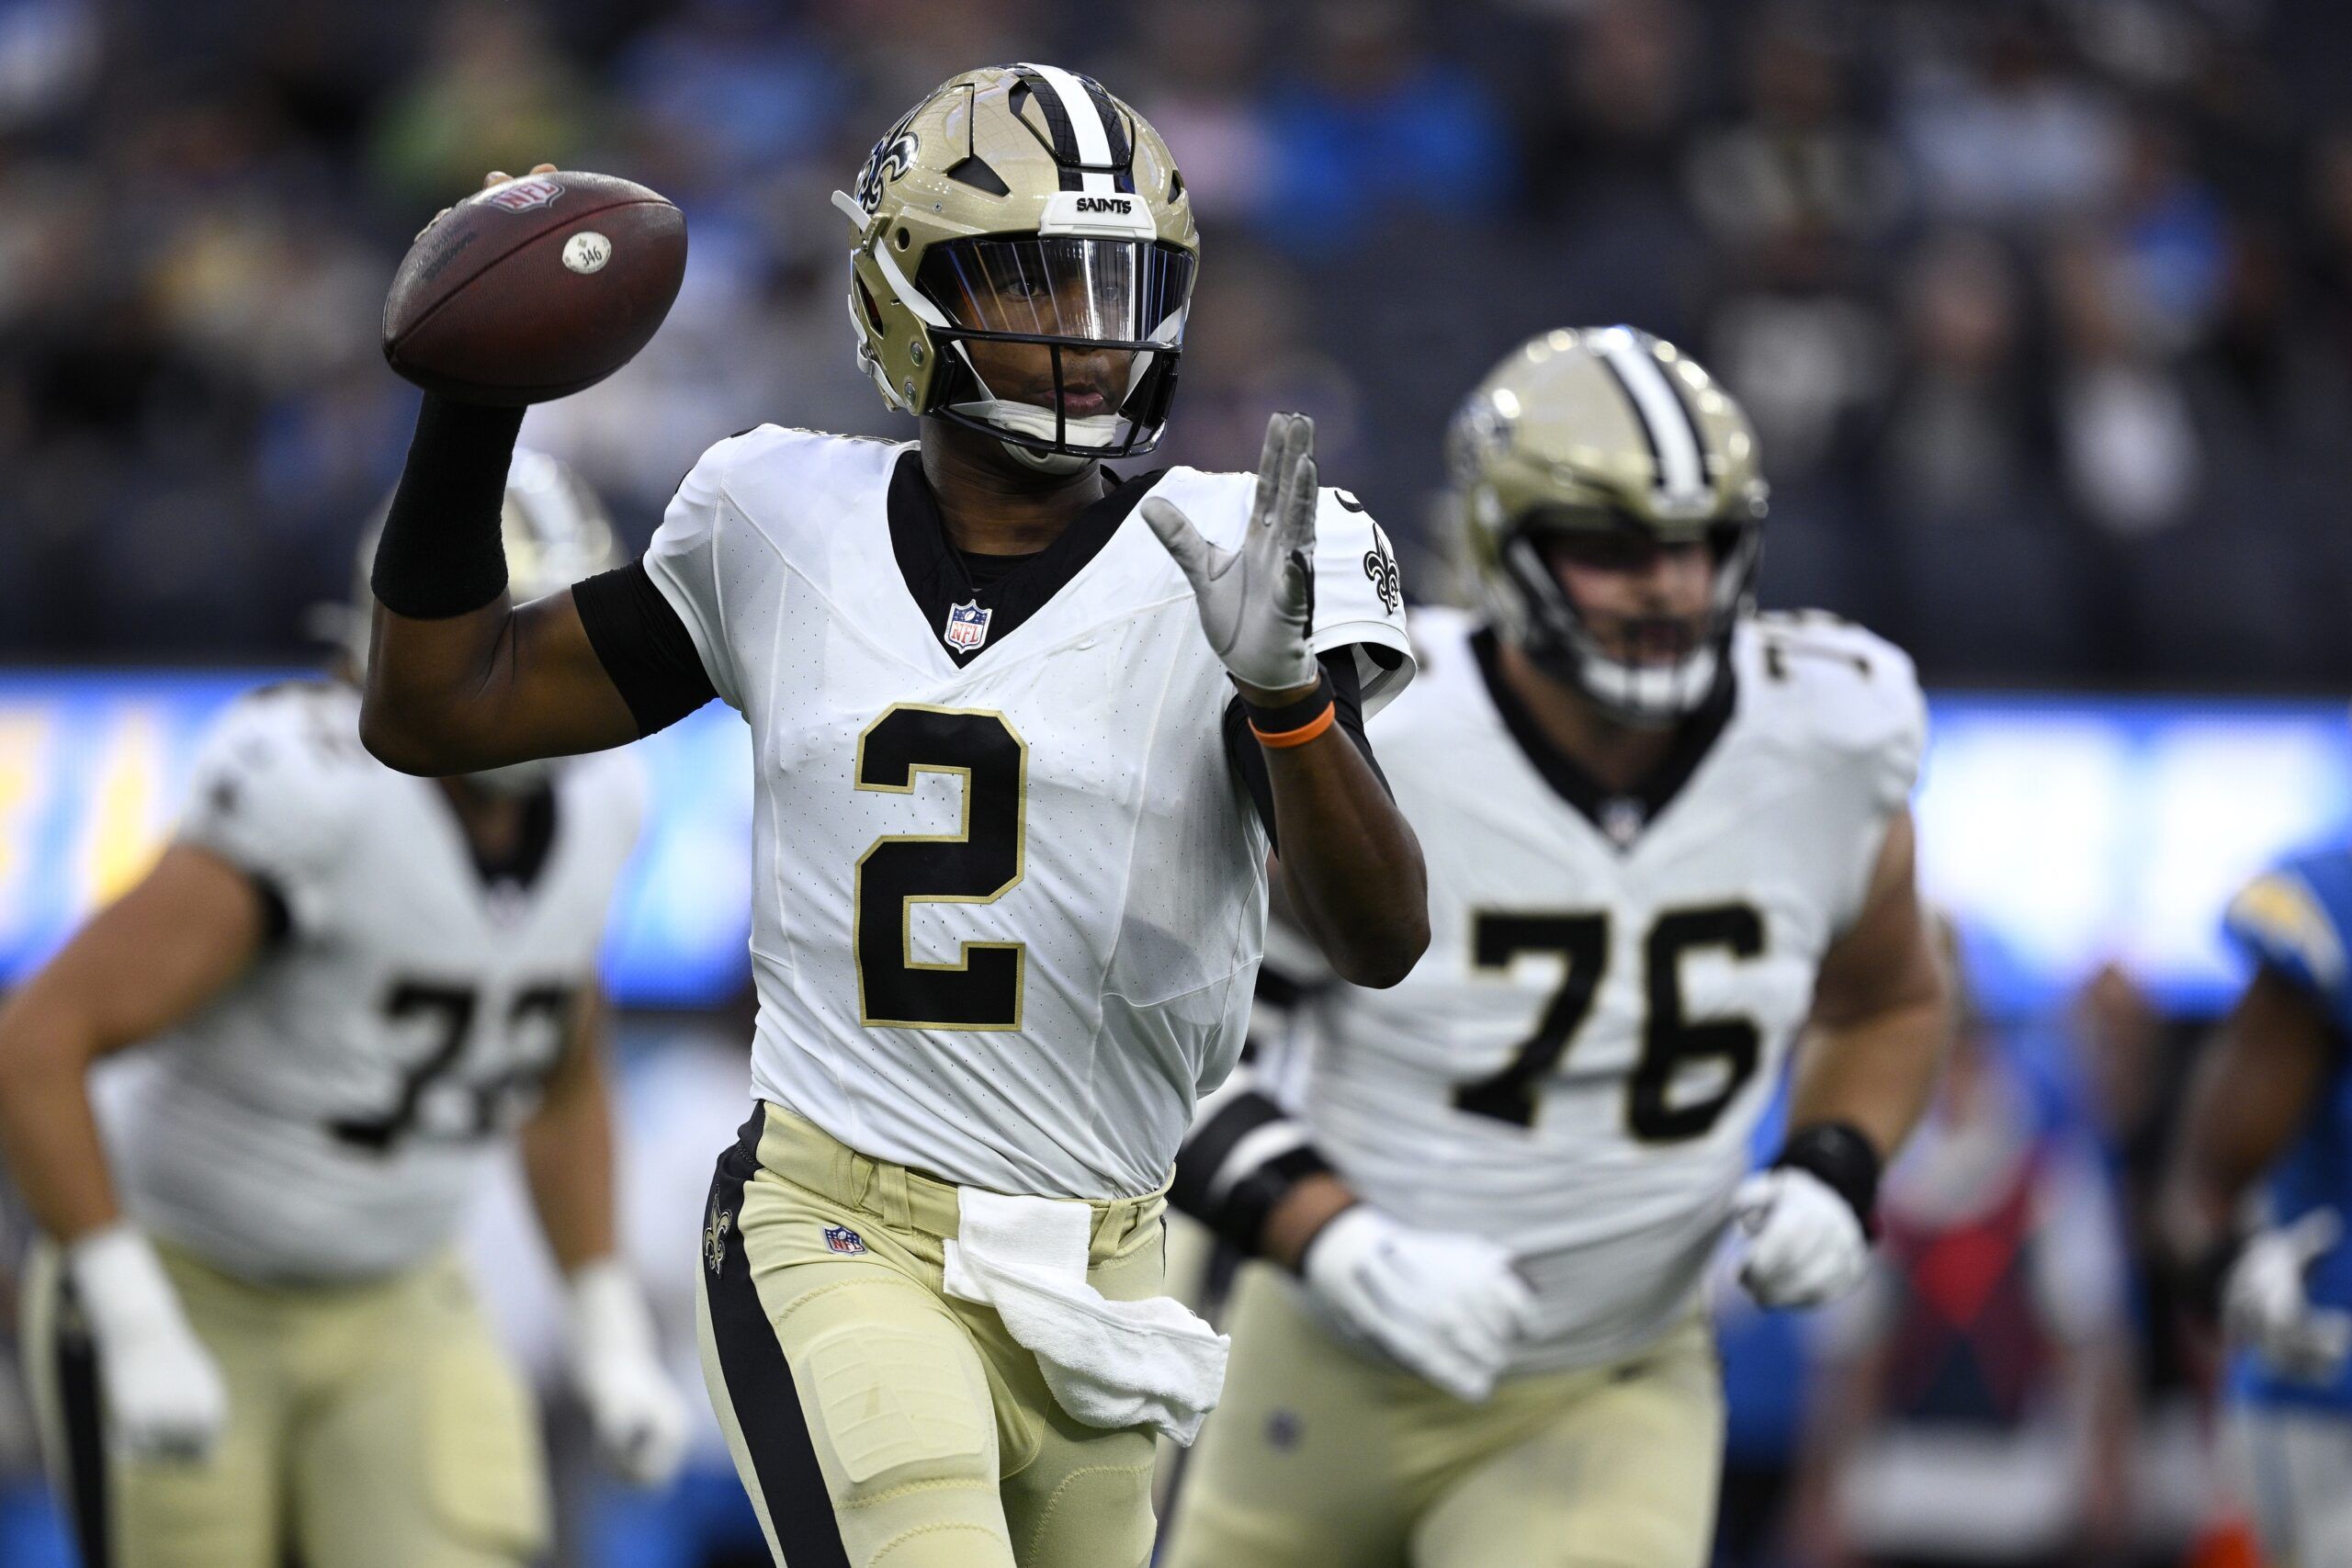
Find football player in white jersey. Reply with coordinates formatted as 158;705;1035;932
0;458;690;1568
1162;328;1952;1568
353;64;1427;1568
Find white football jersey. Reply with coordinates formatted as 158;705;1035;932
1292;607;1924;1372
642;427;1412;1199
118;682;644;1284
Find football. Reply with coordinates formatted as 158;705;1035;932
382;170;687;405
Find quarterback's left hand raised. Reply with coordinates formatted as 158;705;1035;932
564;1260;691;1488
1734;1168;1871;1308
1142;412;1319;696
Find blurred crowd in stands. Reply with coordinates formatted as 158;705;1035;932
5;0;2352;685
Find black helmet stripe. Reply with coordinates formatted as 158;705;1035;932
1009;67;1082;191
1080;77;1138;194
1595;326;1708;510
1016;62;1120;195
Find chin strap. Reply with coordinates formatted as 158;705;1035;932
1001;441;1094;476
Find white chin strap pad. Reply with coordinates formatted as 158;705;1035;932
954;397;1123;450
1001;442;1094;476
1577;642;1722;728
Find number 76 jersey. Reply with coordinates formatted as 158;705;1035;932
1293;608;1924;1372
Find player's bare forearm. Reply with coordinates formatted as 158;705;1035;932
0;994;126;1242
519;989;621;1272
1250;716;1429;988
2159;967;2335;1256
361;588;638;775
0;847;263;1241
1791;810;1949;1158
1791;992;1947;1162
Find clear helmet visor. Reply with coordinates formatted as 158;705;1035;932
916;236;1193;457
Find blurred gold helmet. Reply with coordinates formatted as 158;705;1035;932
1449;326;1768;727
831;62;1199;473
340;448;623;668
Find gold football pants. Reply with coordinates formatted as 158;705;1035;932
1163;1263;1724;1568
695;1101;1169;1568
19;1240;547;1568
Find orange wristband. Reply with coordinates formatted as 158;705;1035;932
1250;702;1337;749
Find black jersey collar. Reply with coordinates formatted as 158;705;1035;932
438;781;561;896
888;450;1165;668
1468;626;1736;851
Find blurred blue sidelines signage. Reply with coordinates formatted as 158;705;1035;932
0;673;2346;1014
0;671;753;1009
1915;693;2352;1014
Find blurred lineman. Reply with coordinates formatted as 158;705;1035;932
356;64;1425;1568
0;457;690;1568
1166;328;1951;1568
2163;849;2352;1566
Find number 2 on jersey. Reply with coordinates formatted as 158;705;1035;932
854;705;1028;1031
1453;904;1764;1140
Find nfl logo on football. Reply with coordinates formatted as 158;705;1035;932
943;600;991;653
823;1224;868;1256
480;176;562;213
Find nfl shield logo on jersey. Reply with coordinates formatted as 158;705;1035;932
823;1224;868;1256
943;600;992;653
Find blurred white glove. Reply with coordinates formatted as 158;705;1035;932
2224;1209;2352;1383
565;1259;690;1488
67;1224;228;1461
1734;1168;1871;1309
1301;1205;1539;1403
1141;412;1320;694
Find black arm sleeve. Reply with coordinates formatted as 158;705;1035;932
1224;649;1391;852
571;560;720;737
369;394;525;618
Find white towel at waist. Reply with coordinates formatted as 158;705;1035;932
941;1189;1228;1447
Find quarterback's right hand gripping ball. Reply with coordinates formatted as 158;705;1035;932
384;165;687;405
1142;412;1322;694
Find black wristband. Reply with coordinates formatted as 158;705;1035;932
1240;667;1335;731
1776;1122;1883;1235
369;394;525;619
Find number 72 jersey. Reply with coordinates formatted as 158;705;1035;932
116;682;645;1285
1290;608;1924;1373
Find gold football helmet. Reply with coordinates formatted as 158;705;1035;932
831;63;1198;472
1449;326;1768;726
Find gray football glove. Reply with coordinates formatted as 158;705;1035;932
1141;412;1320;694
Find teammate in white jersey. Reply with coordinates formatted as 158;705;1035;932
0;459;689;1568
353;65;1428;1568
1163;328;1952;1568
